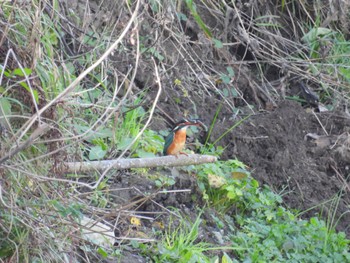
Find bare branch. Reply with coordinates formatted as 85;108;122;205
63;154;217;173
0;124;51;165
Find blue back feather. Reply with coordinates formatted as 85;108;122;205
163;131;175;155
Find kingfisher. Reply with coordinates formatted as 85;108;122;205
163;118;207;156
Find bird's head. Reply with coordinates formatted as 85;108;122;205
172;118;207;132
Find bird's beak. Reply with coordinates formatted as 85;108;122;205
189;119;207;131
197;120;207;131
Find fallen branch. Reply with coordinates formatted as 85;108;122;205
63;154;217;173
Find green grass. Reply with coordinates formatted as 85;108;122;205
153;214;213;262
2;1;350;262
140;212;243;263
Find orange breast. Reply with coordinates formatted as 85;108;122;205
166;129;187;155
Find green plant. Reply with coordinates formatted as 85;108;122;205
90;178;111;208
194;160;350;262
296;185;349;250
202;109;251;155
114;103;146;151
136;129;164;157
184;0;212;38
219;67;237;99
197;166;350;262
0;67;38;102
232;210;350;262
71;96;150;161
193;158;253;212
151;215;211;262
141;46;165;61
0;217;30;261
155;176;176;188
147;212;240;263
301;26;350;103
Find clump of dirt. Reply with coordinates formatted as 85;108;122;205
217;100;350;236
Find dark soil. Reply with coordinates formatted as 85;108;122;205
227;100;350;236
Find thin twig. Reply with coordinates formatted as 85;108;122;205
88;43;163;190
331;165;350;192
14;0;141;143
0;123;51;165
312;110;328;136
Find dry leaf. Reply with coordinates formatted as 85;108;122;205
232;169;248;180
208;173;226;188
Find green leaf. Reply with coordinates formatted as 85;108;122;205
19;82;39;103
223;88;229;97
213;38;223;48
155;180;162;187
65;62;76;75
0;68;11;77
185;0;212;38
226;192;236;201
226;66;235;77
226;185;237;199
174;97;181;104
265;210;275;221
222;252;234;263
0;97;12;116
84;128;114;142
310;217;318;226
236;188;243;196
251;179;259;188
136;149;156;158
12;68;32;77
83;30;98;46
91;138;108;150
118;137;134;150
130;240;140;248
89;146;107;160
97;247;108;258
149;0;160;12
301;27;333;43
231;87;238;97
228;159;246;169
149;47;164;61
177;12;187;21
339;67;350;81
220;74;231;84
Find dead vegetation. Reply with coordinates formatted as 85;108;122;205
1;0;350;261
